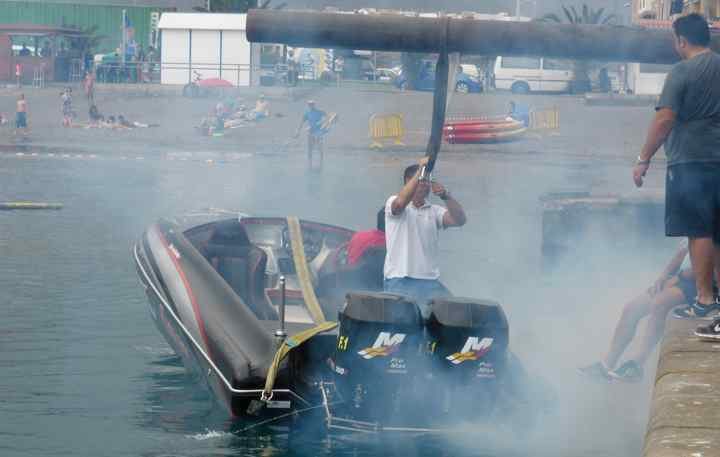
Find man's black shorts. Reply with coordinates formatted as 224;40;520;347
666;163;720;243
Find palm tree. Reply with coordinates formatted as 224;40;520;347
539;4;618;92
540;4;618;26
193;0;286;12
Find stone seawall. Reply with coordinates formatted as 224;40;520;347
644;318;720;456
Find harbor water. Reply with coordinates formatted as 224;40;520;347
1;149;657;456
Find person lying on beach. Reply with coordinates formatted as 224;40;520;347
109;115;158;129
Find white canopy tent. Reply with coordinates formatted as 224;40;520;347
158;12;259;86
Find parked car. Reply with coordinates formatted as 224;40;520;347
459;63;480;79
365;67;399;81
494;56;575;94
394;62;483;93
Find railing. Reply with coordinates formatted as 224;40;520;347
94;59;161;84
159;61;253;87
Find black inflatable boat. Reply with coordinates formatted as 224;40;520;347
133;211;540;431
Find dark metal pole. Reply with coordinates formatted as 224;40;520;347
275;276;287;340
425;17;449;175
246;9;717;64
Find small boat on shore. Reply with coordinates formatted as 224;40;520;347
443;118;526;144
134;211;550;431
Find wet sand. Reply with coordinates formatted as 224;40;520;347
0;83;658;165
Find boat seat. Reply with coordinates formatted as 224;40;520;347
204;222;277;320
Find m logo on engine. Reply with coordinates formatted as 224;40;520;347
357;332;406;359
446;337;494;365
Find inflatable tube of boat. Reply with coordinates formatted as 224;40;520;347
144;220;276;389
444;127;527;144
443;120;523;132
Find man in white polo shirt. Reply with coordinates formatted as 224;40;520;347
384;157;467;316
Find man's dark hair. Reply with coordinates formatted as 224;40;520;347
404;164;420;182
376;207;385;232
673;13;711;47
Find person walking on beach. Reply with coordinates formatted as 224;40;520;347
295;100;327;166
15;93;28;136
83;71;95;102
61;88;73;127
632;14;720;325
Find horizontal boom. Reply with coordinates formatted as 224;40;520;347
247;9;720;64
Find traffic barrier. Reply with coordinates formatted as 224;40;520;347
369;113;405;149
529;107;560;130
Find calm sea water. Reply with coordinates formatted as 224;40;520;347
0;149;657;457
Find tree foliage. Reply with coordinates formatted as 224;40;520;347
538;4;618;90
194;0;286;12
540;4;618;25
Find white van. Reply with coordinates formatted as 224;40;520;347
494;56;574;93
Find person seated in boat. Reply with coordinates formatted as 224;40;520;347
383;157;467;317
507;101;530;127
347;207;386;266
579;240;717;382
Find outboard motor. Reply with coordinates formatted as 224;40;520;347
332;291;423;423
425;297;509;420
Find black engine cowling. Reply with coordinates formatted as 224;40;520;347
425;297;509;418
332;291;423;422
331;293;512;425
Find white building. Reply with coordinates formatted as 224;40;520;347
158;12;260;87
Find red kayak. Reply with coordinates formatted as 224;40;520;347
444;127;527;144
444;120;523;132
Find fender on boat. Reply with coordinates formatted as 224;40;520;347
142;219;276;390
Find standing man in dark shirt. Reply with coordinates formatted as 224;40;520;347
633;13;720;323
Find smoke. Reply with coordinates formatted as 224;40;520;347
125;8;673;455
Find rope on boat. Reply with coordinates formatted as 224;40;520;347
234;403;330;433
261;321;338;402
286;216;326;324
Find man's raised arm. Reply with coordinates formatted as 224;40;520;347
391;157;428;215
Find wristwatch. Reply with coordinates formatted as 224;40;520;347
636;155;651;165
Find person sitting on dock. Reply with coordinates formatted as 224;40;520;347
383;157;467;317
347;207;386;266
579;240;716;382
507;101;530;127
249;94;270;121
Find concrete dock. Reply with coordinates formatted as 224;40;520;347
644;319;720;457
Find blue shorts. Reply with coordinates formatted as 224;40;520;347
16;112;26;128
383;277;450;317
